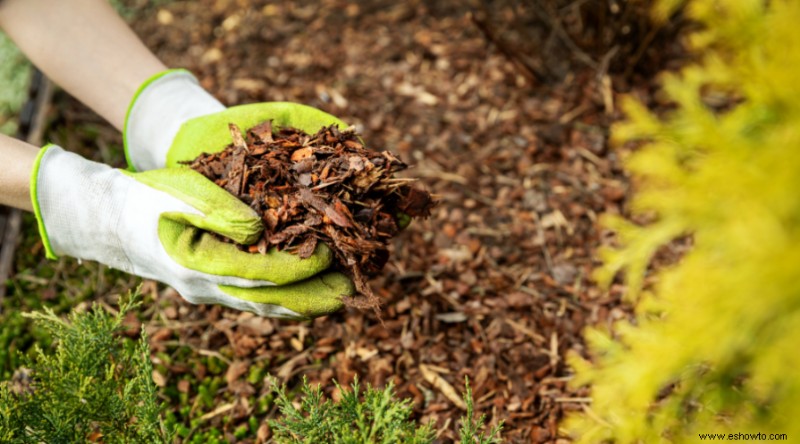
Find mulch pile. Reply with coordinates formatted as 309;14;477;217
185;122;435;310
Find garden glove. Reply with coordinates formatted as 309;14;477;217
30;145;353;319
123;69;410;229
123;69;347;170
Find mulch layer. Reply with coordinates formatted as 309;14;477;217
113;1;686;442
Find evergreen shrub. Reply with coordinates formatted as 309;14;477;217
568;0;800;442
0;294;171;443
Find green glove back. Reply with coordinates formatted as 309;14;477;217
168;102;348;166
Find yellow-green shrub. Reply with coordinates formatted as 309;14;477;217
567;0;800;442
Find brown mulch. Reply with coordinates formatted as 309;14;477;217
119;1;687;442
185;122;435;311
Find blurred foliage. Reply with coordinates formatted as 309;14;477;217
0;292;172;443
0;32;31;135
568;0;800;442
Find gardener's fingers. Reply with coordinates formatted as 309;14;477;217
218;272;353;319
158;220;334;284
129;168;263;244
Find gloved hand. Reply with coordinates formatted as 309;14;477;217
30;145;353;319
123;69;347;170
123;69;411;229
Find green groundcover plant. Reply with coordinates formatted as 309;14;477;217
567;0;800;442
0;291;501;443
0;295;170;443
268;376;502;444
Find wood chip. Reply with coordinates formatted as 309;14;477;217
420;364;467;410
185;122;436;313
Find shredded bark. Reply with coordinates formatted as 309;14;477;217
115;1;693;440
184;122;436;313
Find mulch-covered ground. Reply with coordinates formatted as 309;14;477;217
25;1;688;442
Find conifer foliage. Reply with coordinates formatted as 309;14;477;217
269;376;435;444
267;376;502;444
0;294;170;443
568;0;800;441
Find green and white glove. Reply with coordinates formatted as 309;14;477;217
124;69;346;170
30;145;353;319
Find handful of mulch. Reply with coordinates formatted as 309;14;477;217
184;121;436;312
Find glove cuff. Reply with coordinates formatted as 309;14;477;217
29;144;57;259
123;69;225;171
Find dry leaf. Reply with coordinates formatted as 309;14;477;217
225;360;251;385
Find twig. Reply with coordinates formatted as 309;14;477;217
596;45;620;80
624;23;661;79
538;2;598;70
470;9;547;84
555;397;592;403
197;349;232;365
198;402;235;422
0;210;22;301
558;103;590;124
